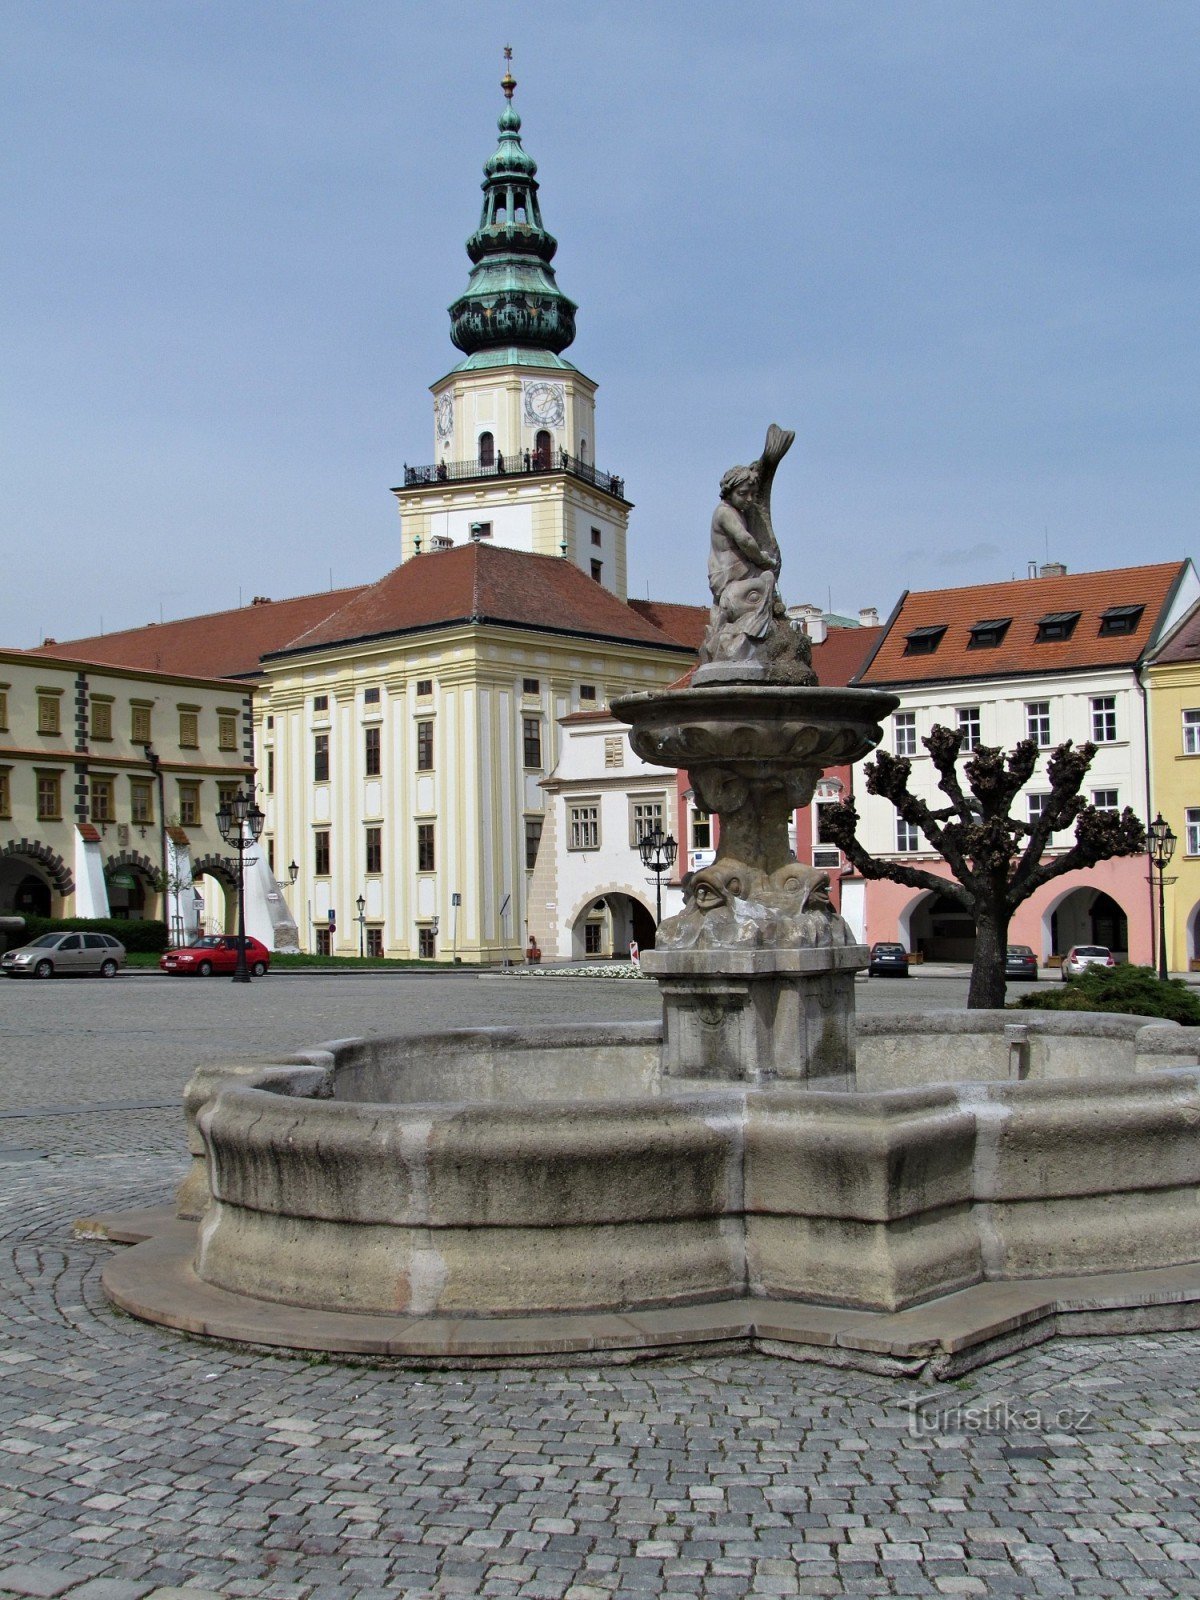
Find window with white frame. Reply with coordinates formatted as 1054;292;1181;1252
815;801;840;845
691;811;712;851
630;797;664;847
1027;793;1050;827
1187;809;1200;856
1091;789;1119;813
1026;701;1051;747
893;712;917;756
896;818;920;853
1184;709;1200;755
957;706;981;751
1091;696;1117;743
569;802;600;850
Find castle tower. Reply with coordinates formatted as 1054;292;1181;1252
394;55;631;597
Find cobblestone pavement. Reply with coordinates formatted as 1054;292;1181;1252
4;975;1200;1598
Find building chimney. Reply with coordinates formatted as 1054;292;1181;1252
1039;561;1067;578
858;606;880;627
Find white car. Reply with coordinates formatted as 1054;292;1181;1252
1060;944;1115;981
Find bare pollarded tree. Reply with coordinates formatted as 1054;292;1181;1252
820;724;1147;1008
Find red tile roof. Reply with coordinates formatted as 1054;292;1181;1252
856;562;1188;686
277;544;693;657
628;599;710;649
25;586;365;681
812;625;883;687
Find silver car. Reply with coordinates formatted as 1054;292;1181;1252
1;931;126;979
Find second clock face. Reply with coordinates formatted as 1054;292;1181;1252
522;381;565;428
435;394;454;441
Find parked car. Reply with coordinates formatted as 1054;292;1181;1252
1;930;126;979
160;935;271;977
1061;944;1115;981
868;941;910;977
1004;944;1039;981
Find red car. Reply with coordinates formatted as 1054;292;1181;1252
160;935;271;977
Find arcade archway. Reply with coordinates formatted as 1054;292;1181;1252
570;891;657;959
1046;887;1129;959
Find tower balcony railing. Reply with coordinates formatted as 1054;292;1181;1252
398;450;626;501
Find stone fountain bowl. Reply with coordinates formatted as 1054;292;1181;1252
120;1013;1200;1361
610;684;900;772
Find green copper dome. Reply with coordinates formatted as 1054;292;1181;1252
448;71;577;359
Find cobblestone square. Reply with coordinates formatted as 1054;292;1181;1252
4;974;1200;1598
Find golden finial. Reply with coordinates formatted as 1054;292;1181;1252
501;44;516;101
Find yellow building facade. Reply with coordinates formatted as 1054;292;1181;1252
1146;606;1200;970
0;648;253;931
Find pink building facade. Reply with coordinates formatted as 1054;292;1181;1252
852;855;1154;967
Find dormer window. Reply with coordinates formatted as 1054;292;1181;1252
967;617;1011;650
1035;610;1080;643
903;624;947;657
1098;604;1144;637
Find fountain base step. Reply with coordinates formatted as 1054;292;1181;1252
96;1209;1200;1380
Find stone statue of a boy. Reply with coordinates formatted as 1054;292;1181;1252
697;424;815;684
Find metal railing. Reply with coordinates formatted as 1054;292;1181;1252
400;450;626;501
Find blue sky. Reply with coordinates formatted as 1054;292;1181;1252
3;1;1198;644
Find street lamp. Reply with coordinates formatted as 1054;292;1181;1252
1148;813;1177;982
355;893;367;958
638;824;678;928
288;860;298;886
215;787;266;984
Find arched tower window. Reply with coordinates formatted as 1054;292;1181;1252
579;437;588;462
535;430;552;469
478;432;495;468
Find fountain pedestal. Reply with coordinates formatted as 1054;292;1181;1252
613;680;896;1081
645;945;867;1082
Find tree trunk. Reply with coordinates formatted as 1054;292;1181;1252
968;907;1010;1010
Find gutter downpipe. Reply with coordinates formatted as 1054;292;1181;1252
1137;665;1157;971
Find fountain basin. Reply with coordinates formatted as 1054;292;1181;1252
158;1015;1200;1329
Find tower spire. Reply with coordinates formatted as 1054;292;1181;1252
447;58;577;361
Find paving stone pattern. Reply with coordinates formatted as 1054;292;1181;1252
4;975;1200;1597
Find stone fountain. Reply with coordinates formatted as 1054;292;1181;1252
94;428;1200;1379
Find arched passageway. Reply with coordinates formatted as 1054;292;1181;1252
1048;888;1129;958
0;842;72;916
0;862;52;917
906;890;976;963
191;859;239;938
571;893;657;959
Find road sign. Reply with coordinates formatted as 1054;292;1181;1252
452;892;462;906
328;909;336;925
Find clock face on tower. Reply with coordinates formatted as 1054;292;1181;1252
522;380;566;428
435;393;454;443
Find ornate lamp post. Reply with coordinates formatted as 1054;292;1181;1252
638;824;678;929
356;893;367;958
1148;813;1177;982
215;787;266;984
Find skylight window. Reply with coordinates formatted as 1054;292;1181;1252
1035;611;1080;643
902;624;947;657
967;617;1011;650
1098;604;1145;638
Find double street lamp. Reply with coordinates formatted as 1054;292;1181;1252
215;788;266;984
1148;813;1177;982
638;824;678;928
